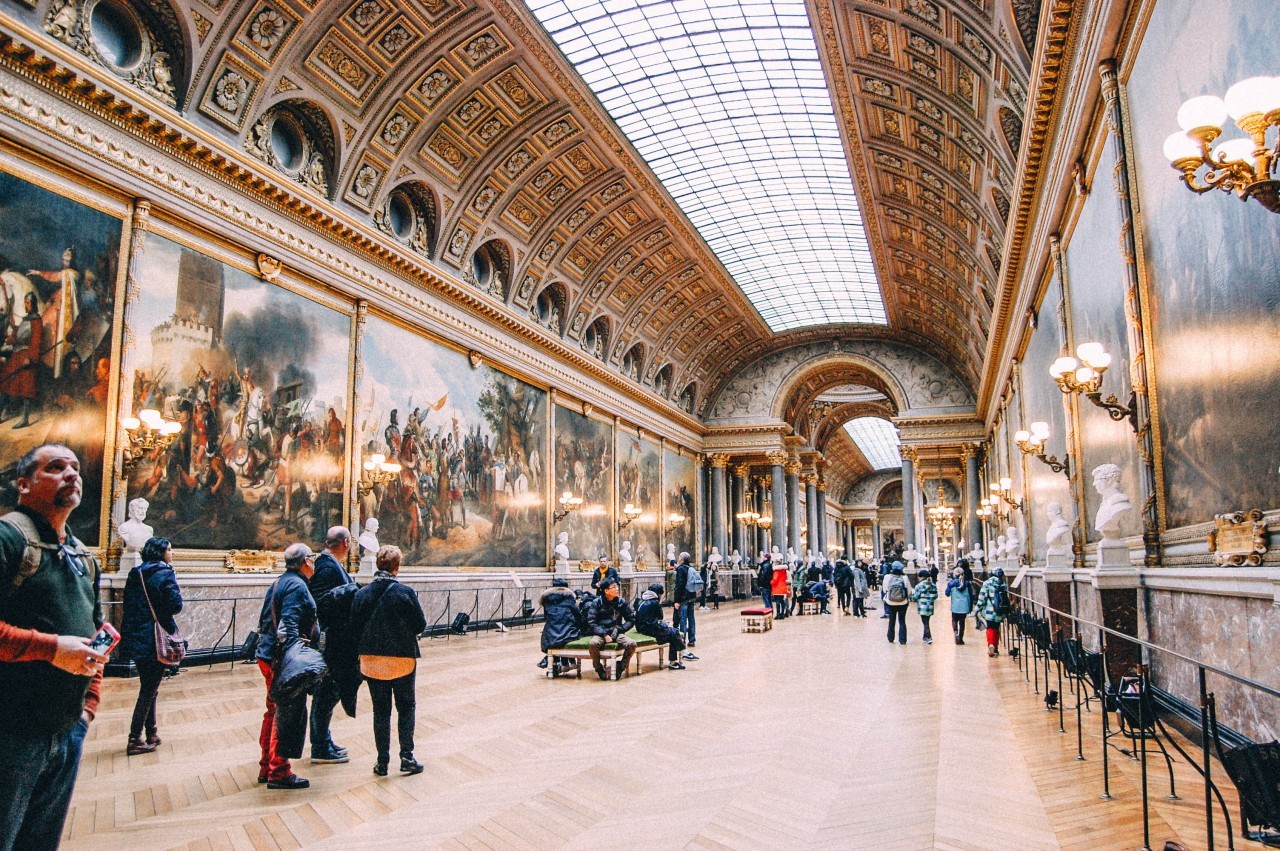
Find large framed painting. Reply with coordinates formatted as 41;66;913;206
663;446;696;559
358;315;546;567
1125;0;1280;529
552;405;613;563
125;234;351;549
616;429;660;567
0;169;123;545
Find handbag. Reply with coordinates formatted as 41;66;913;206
139;567;187;665
240;630;260;661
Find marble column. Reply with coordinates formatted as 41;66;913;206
804;474;819;557
731;465;747;561
754;479;768;556
900;448;917;551
708;454;728;562
963;445;983;552
816;479;828;557
872;521;882;558
845;522;855;560
785;461;802;557
769;453;788;554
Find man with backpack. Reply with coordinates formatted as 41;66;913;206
0;444;107;850
757;551;774;610
833;557;854;614
672;552;702;651
882;562;912;645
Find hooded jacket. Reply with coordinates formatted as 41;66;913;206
539;586;582;652
634;589;665;632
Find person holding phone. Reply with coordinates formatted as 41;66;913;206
120;535;183;756
0;443;107;851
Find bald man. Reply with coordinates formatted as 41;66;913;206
309;526;356;764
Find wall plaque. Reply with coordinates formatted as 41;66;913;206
225;550;278;573
1208;510;1267;566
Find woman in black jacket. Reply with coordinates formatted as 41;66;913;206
538;577;582;670
120;536;183;755
348;545;427;777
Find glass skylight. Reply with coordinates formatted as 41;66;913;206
844;417;900;470
523;0;887;331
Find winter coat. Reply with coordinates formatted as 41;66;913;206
309;550;360;715
757;559;775;589
770;565;791;597
348;575;426;659
256;569;318;664
833;562;853;589
673;560;700;604
852;566;870;598
120;561;183;663
910;578;938;617
589;565;620;591
539;586;582;652
586;594;635;639
634;590;665;633
945;577;973;614
975;575;1009;623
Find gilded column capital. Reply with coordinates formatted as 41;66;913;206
816;477;827;493
959;443;980;460
707;453;730;468
785;461;803;476
802;473;818;488
767;451;789;467
900;445;918;463
733;464;751;478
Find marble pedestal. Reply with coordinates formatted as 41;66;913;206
1091;545;1140;682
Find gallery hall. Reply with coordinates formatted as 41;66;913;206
0;0;1275;847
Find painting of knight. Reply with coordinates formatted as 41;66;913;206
616;430;660;567
664;448;696;558
0;171;122;544
553;406;612;564
125;234;350;549
358;316;546;567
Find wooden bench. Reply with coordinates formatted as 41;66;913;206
740;607;773;633
547;630;666;680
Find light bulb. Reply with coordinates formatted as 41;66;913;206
1176;95;1227;131
138;408;162;427
161;421;182;435
1162;131;1202;162
1075;342;1105;363
1049;356;1078;379
370;453;385;465
1213;137;1256;165
121;417;141;431
999;477;1012;491
1223;76;1280;121
1015;430;1030;444
1031;421;1050;438
363;461;375;471
1075;366;1096;385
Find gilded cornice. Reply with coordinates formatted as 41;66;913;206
978;0;1078;417
0;26;712;438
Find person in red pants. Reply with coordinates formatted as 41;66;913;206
975;567;1009;657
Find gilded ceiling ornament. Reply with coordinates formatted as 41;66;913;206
600;182;625;202
351;0;384;29
538;240;559;262
904;0;940;26
542;119;572;144
472;185;497;213
867;18;890;56
906;33;936;58
504;149;532;176
352;164;379;199
249;9;286;50
214;70;248;112
380;25;412;55
381;113;412;145
962;30;991;65
914;96;943;123
478;117;505;144
532;168;554;191
498;74;532;107
419;69;454;104
642;230;665;248
319;42;366;87
518;275;537;301
565;207;589;230
256;253;283;281
456;98;484;123
448;228;468;257
463;33;501;65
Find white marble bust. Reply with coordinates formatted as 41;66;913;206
707;546;723;567
1045;501;1073;557
554;531;571;569
993;535;1007;560
358;517;380;576
118;498;153;570
618;539;634;571
1092;463;1133;550
901;543;919;566
666;543;677;564
729;549;742;569
1004;524;1022;559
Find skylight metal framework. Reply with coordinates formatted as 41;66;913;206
844;416;900;470
523;0;887;331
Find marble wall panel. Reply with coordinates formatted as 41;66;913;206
1073;581;1102;650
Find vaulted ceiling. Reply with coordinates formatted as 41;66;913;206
5;0;1038;415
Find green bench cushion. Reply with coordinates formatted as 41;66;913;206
559;629;657;651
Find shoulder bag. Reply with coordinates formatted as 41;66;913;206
139;567;187;665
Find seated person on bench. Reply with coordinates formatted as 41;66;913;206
538;577;582;672
808;579;832;614
634;583;695;669
585;579;636;680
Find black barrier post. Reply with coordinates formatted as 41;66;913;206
1200;666;1215;851
1100;628;1112;800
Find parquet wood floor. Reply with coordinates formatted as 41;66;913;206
67;606;1238;850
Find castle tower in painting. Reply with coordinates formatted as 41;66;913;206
149;247;225;387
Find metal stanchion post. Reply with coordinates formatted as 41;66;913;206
1199;667;1215;851
1100;629;1112;800
1139;668;1152;851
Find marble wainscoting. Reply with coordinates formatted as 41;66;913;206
1073;579;1103;651
101;574;280;651
1143;588;1280;743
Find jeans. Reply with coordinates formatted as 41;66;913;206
367;669;416;762
129;657;167;739
952;613;967;642
886;605;907;643
773;593;789;619
761;589;772;609
676;602;697;644
0;717;88;851
921;614;932;641
309;674;342;755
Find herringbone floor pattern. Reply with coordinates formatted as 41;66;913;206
65;606;1235;849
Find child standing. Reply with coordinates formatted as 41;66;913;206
945;564;973;644
910;568;938;644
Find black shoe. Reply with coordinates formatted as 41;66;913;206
400;756;424;775
668;661;686;670
266;774;310;790
537;657;549;669
257;773;268;784
374;761;389;777
615;660;626;680
594;663;608;680
682;652;699;661
311;747;349;764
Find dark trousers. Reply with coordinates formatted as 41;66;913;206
0;718;88;851
952;613;967;642
886;605;907;643
677;602;697;644
773;593;788;618
309;673;342;755
367;669;416;762
639;622;685;661
836;586;852;610
852;596;866;616
761;588;772;609
129;657;167;739
921;614;932;640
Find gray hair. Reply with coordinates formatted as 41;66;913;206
283;542;313;569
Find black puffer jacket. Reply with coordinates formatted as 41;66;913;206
120;561;183;663
633;590;665;633
539;586;582;652
586;594;634;638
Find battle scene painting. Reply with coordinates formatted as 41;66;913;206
664;447;696;559
125;235;350;549
552;407;612;563
358;316;546;567
0;170;122;545
616;430;660;568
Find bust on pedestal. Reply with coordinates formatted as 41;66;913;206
1004;524;1022;568
901;544;919;567
729;549;742;570
1093;463;1133;568
666;543;677;566
707;546;723;569
358;518;380;577
1044;501;1073;570
618;539;634;573
118;498;153;571
786;547;798;567
554;531;571;574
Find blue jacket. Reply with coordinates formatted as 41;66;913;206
256;569;318;663
945;578;973;614
120;561;183;663
910;578;938;616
